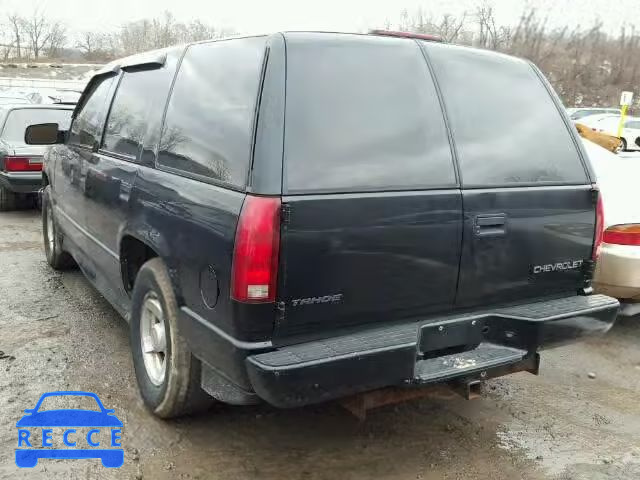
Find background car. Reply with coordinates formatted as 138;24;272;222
575;123;622;152
0;104;73;210
577;114;640;151
583;138;640;316
567;107;622;121
25;89;81;106
0;95;29;105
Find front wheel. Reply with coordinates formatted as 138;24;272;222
42;186;75;270
130;258;213;418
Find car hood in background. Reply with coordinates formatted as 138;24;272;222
1;143;47;157
582;139;640;227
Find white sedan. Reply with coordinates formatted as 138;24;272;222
584;139;640;316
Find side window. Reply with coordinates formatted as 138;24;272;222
284;34;455;193
425;43;588;187
69;75;116;149
102;71;149;158
102;60;178;160
157;37;266;188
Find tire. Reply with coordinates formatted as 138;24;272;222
130;258;213;418
42;186;75;270
619;138;627;152
0;185;18;211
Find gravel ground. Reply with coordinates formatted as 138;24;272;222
1;209;639;480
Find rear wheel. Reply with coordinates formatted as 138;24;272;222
130;258;213;418
619;138;628;152
42;186;75;270
0;185;18;211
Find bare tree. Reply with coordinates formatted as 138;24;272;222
396;8;468;43
46;21;66;58
7;14;24;59
115;11;228;55
77;31;115;60
23;9;52;59
475;3;511;50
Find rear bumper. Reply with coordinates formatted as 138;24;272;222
0;171;41;193
594;243;640;301
246;295;619;408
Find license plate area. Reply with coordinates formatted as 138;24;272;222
419;318;485;354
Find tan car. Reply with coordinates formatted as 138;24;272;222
575;123;622;153
583;139;640;316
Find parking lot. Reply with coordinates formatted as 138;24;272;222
0;208;638;480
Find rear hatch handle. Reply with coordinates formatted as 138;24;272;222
475;214;507;237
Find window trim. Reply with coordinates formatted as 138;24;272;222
97;148;137;163
155;163;246;193
417;39;461;188
245;45;271;191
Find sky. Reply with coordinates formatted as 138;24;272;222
1;0;637;36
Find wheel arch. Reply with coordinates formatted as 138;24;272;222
118;226;173;295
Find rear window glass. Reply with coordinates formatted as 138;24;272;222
283;34;455;193
157;37;266;188
425;43;587;187
2;108;72;145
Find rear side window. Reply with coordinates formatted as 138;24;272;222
283;34;455;194
424;43;588;187
69;75;116;149
157;37;266;188
102;68;172;159
2;109;71;145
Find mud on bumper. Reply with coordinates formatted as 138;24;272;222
246;295;619;408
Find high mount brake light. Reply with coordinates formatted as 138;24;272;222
368;30;444;42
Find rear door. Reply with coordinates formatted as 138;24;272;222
423;43;595;308
275;34;463;338
83;55;180;310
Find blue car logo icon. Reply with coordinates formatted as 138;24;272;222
15;391;124;468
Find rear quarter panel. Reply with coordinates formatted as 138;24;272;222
125;167;252;337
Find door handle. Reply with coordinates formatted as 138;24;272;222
474;214;507;237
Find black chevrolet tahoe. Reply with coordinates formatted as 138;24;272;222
25;31;619;418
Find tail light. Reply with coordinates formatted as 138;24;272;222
592;190;605;260
603;224;640;246
4;155;42;172
231;195;281;303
